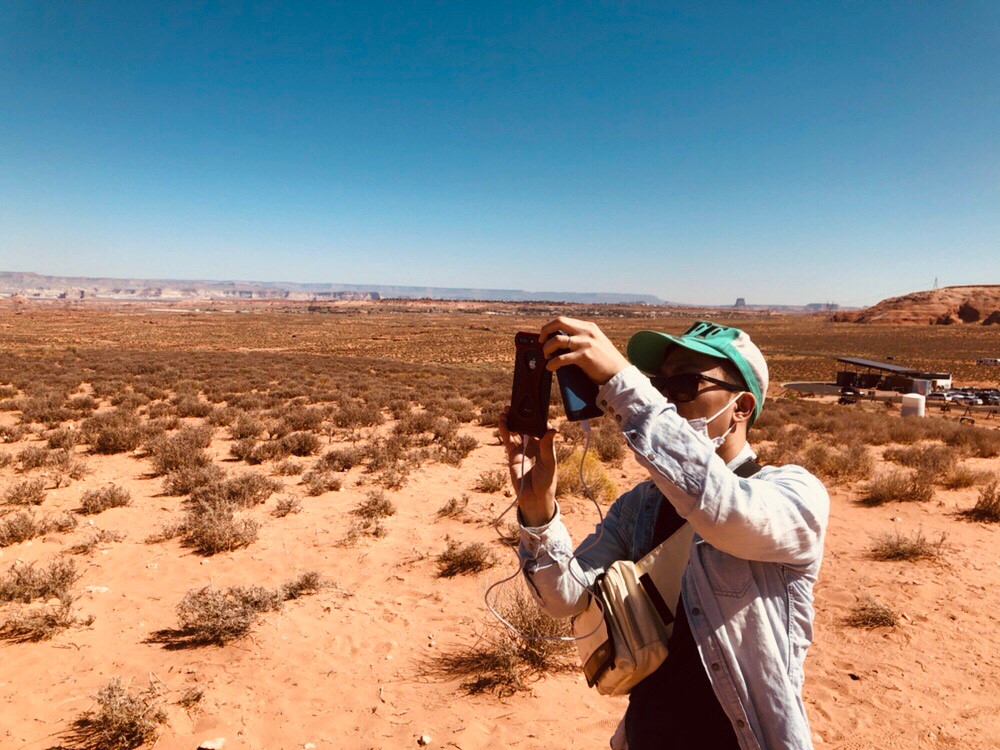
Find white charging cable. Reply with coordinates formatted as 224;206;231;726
484;418;609;642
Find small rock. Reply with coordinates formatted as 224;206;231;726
891;517;902;522
418;736;432;746
198;739;226;750
304;744;317;749
85;585;109;594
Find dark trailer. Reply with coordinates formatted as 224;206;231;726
835;357;952;394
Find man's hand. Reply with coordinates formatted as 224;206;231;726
539;317;630;385
497;405;557;527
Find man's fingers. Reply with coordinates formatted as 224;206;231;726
538;317;587;342
538;428;558;468
541;332;582;359
545;349;586;372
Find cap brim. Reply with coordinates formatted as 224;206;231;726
627;330;727;375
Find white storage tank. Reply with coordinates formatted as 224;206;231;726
901;393;926;418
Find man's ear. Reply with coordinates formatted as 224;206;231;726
732;392;756;424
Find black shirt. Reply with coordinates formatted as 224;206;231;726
624;497;740;750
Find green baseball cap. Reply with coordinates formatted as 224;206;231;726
627;320;768;424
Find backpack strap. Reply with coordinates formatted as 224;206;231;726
733;457;764;478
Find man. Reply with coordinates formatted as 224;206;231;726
498;318;829;750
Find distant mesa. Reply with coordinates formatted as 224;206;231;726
734;297;746;307
833;285;1000;325
0;271;663;306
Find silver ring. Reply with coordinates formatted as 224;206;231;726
565;334;573;347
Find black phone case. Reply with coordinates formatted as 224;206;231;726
549;332;604;422
507;332;552;438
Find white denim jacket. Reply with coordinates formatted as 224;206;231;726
518;366;829;750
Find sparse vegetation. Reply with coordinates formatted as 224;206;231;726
60;677;167;750
556;448;619;504
0;510;77;547
868;529;946;562
474;468;508;493
273;495;303;517
860;470;935;506
437;493;471;520
845;596;899;628
960;480;1000;523
0;558;79;603
80;485;131;515
3;477;47;505
437;539;497;577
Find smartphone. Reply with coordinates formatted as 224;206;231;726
507;332;552;438
549;330;604;422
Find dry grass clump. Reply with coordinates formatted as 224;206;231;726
860;470;935;506
302;468;343;496
68;527;125;555
845;596;898;628
332;401;384;429
0;558;79;603
272;458;304;476
280;431;321;457
0;424;29;443
797;443;875;483
156;572;324;646
162;463;226;496
80;485;131;515
229;412;265;440
191;472;282;509
0;599;93;642
82;409;144;454
16;445;53;471
353;489;396;521
149;425;213;475
316;446;364;472
437;539;497;577
437;493;471;520
474;469;508;493
941;465;992;490
169;502;259;556
272;495;303;517
883;444;958;476
556;449;619;504
960;480;1000;523
47;427;80;450
60;677;166;750
868;529;946;562
3;477;47;505
0;510;77;546
427;587;574;697
437;432;479;466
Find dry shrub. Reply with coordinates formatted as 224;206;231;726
302;469;343;496
163;573;323;646
474;469;508;494
281;406;325;433
3;477;47;505
17;445;53;471
437;539;497;577
941;465;991;490
317;446;364;472
229;437;257;462
332;401;384;429
797;443;875;483
937;423;1000;459
83;409;144;454
149;425;213;475
172;396;212;418
868;529;946;562
860;470;935;506
206;405;238;427
245;440;291;464
272;459;303;476
163;464;226;496
66;394;98;413
0;424;29;443
47;427;80;450
883;444;958;476
0;599;93;642
353;489;396;521
960;480;1000;523
229;413;265;440
438;433;479;466
280;431;321;457
175;501;260;555
0;557;79;603
80;485;131;515
427;587;574;697
556;449;618;504
68;528;125;555
60;677;166;750
191;472;281;509
273;495;303;517
364;435;410;472
45;449;89;487
0;511;76;546
18;394;73;424
437;493;471;520
845;596;898;628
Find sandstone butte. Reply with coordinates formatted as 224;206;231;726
831;285;1000;325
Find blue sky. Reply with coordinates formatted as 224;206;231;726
1;2;997;305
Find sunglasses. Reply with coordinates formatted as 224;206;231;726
649;372;742;403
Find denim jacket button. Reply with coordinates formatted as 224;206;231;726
711;663;720;671
736;720;745;729
615;414;622;423
646;453;655;461
691;607;700;616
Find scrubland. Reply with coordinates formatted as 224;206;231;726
0;301;998;749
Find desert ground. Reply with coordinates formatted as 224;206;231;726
1;300;998;749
